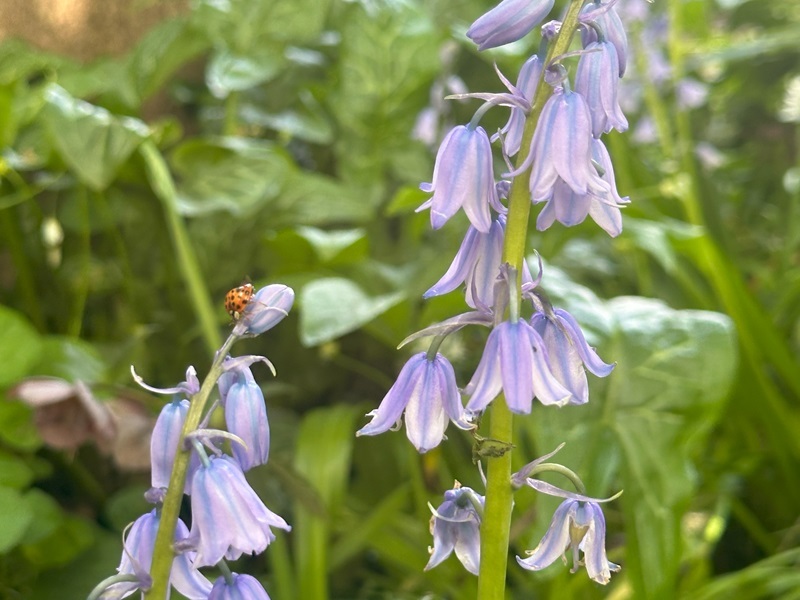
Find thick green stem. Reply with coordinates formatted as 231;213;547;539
144;333;237;599
476;2;585;598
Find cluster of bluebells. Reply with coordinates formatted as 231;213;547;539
95;284;294;600
358;0;630;586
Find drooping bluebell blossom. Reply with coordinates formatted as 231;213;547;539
529;308;614;405
425;484;484;575
209;573;271;600
357;352;473;453
218;361;270;471
188;455;290;567
150;398;189;490
516;479;620;584
418;125;495;233
494;55;542;157
535;137;629;237
575;40;627;137
101;510;211;600
467;0;555;51
580;0;628;76
233;284;295;337
524;86;609;204
465;319;573;414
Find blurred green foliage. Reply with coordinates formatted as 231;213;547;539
0;0;798;599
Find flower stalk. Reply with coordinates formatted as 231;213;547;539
477;1;589;597
144;333;238;600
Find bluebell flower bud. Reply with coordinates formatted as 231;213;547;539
580;1;628;76
467;0;555;51
425;485;484;575
465;319;573;415
575;41;628;137
356;352;473;453
494;55;542;157
188;455;290;567
419;125;495;233
209;573;271;599
150;398;189;490
219;363;270;471
233;284;294;337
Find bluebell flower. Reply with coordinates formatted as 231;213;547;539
529;308;614;405
467;0;555;51
524;87;609;204
580;1;628;76
465;319;573;414
209;573;271;600
494;55;542;157
516;480;620;584
218;361;270;471
150;398;189;491
419;125;495;233
575;41;628;137
425;217;533;310
357;352;473;453
188;455;290;567
101;510;211;599
233;284;294;337
535;137;629;237
425;484;484;575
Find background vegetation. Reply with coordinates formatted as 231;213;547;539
0;0;798;598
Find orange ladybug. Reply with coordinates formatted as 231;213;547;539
225;283;255;321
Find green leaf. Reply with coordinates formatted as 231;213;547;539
20;513;94;569
19;488;62;545
0;400;40;451
298;278;405;346
0;452;34;489
295;227;367;264
0;306;42;387
42;84;149;190
170;137;292;216
0;486;34;553
206;49;285;98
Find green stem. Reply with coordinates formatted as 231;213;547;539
0;207;45;330
223;92;240;136
144;333;238;600
67;185;91;338
476;2;585;598
139;140;222;355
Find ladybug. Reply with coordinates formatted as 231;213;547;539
225;283;255;321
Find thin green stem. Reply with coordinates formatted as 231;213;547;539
0;207;45;329
68;185;91;337
476;2;585;598
139;140;222;355
145;333;238;600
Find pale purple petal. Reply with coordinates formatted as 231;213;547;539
497;55;542;156
453;520;481;575
531;312;588;404
467;0;555;51
464;218;504;309
225;377;270;470
516;500;574;571
234;284;294;336
150;399;189;489
424;225;482;298
527;327;573;406
426;487;482;575
404;358;449;453
465;328;503;413
579;503;621;584
208;573;271;600
575;41;628;137
497;321;535;414
357;354;425;437
554;308;615;377
435;355;473;430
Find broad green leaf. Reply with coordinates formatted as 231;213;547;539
19;488;62;545
20;513;94;568
298;278;404;346
0;486;34;552
239;102;334;145
42;84;149;190
295;227;367;264
0;306;42;387
0;401;40;451
0;452;34;489
206;49;285;98
170;137;291;215
524;267;737;599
